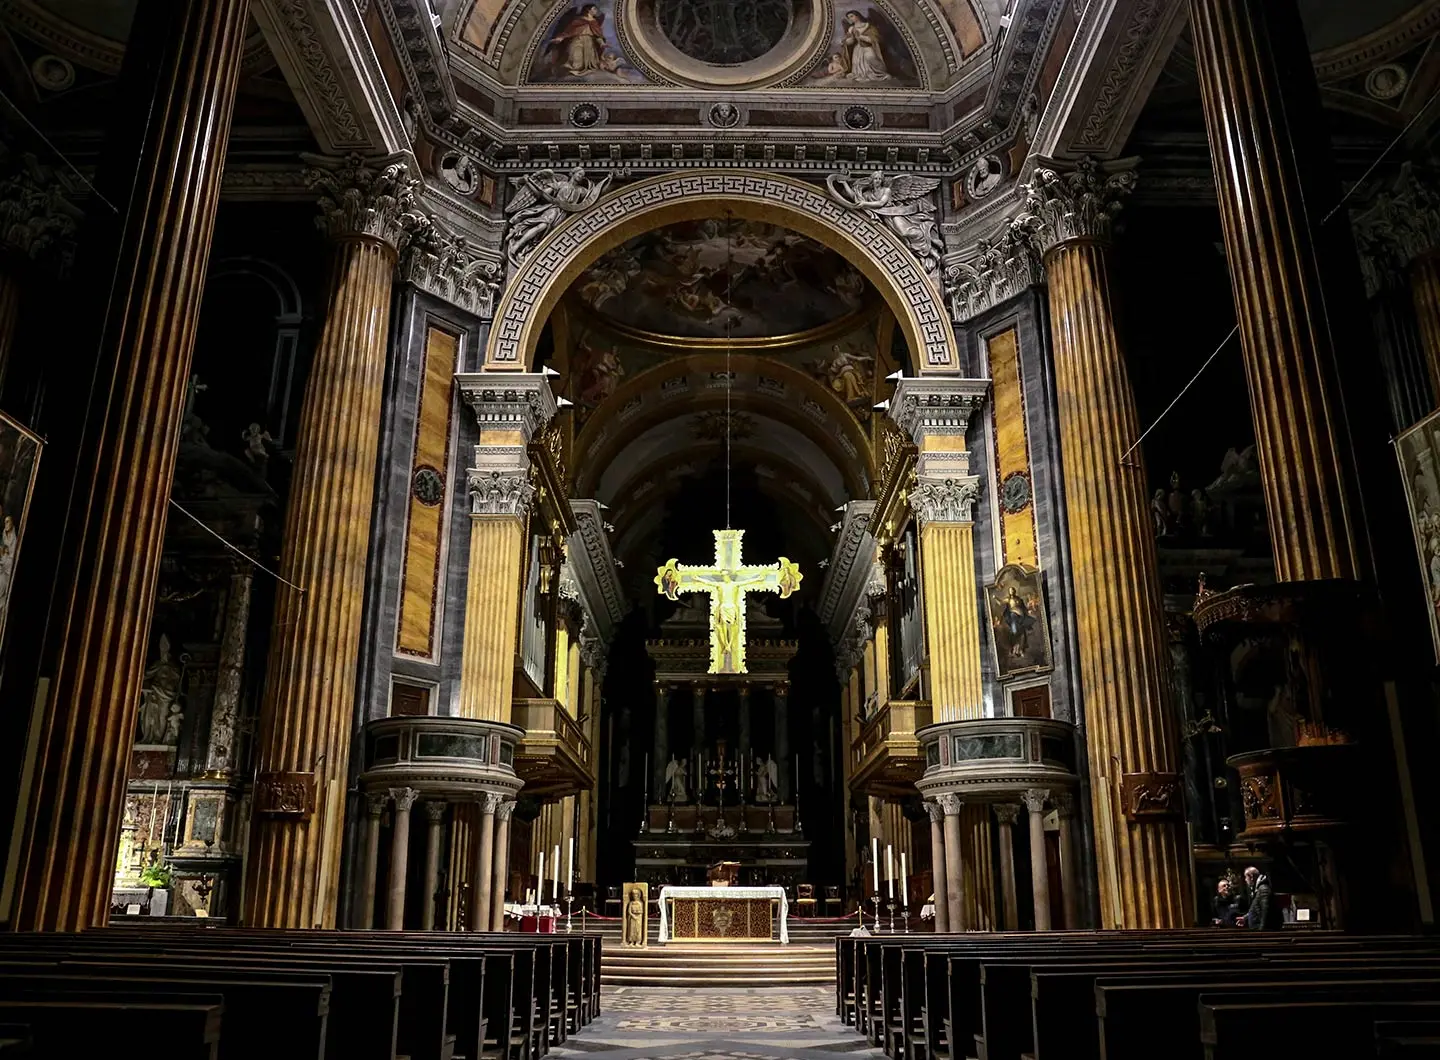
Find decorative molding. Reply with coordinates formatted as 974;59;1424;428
826;171;946;279
468;470;536;517
305;153;423;249
486;171;956;372
390;786;421;812
1073;0;1170;152
425;800;449;822
923;799;946;823
937;792;964;815
1351;162;1440;297
944;226;1045;323
1015;155;1137;255
818;501;877;644
569;498;627;644
366;791;388;816
889;376;991;444
378;0;458;121
0;153;80;261
478;790;503;814
456;373;561;444
256;0;367;149
1021;787;1050;812
400;221;503;318
910;477;982;529
221;166;314;200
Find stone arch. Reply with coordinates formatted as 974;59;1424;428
482;170;957;373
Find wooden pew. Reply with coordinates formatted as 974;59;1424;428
1200;988;1440;1060
0;997;223;1060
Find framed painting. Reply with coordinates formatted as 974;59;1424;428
0;409;41;652
984;563;1052;680
1395;407;1440;661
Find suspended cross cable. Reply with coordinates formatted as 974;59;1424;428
725;218;734;530
168;497;307;593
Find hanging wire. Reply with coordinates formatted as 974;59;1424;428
168;498;307;594
0;85;120;215
725;217;734;530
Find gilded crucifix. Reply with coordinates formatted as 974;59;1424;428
654;529;803;674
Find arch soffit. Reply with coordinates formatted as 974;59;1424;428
572;354;874;499
208;256;304;319
484;171;956;374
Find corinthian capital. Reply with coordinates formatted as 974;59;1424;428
469;469;536;517
0;154;80;261
909;477;981;529
400;223;504;319
305;153;422;250
944;227;1045;324
1015;156;1137;256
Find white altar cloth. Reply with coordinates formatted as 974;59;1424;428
657;885;789;944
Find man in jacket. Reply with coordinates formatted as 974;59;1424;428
1239;866;1282;930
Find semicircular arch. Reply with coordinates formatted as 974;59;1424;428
485;171;955;373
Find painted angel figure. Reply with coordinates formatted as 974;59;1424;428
504;167;612;267
826;171;944;277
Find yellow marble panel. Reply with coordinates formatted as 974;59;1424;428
397;326;459;657
987;328;1038;568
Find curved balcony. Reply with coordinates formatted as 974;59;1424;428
359;715;524;798
915;716;1079;800
512;697;595;800
851;700;933;798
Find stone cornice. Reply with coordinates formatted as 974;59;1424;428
818;500;878;652
455;372;561;444
889;376;991;444
400;221;503;319
1014;155;1137;255
909;476;982;529
567;499;627;646
304;152;424;249
377;0;457;122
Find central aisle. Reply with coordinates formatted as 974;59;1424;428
548;986;884;1060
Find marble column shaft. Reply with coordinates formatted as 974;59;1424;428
358;794;386;930
1189;0;1368;583
471;794;499;931
654;683;669;797
422;802;446;932
459;517;526;721
491;800;515;931
774;686;789;803
1019;160;1189;929
1023;790;1051;931
6;0;248;932
738;684;751;760
205;568;253;775
994;804;1020;931
245;156;417;930
1054;793;1080;930
918;523;984;721
925;802;949;933
939;795;965;931
1411;252;1440;408
386;788;419;930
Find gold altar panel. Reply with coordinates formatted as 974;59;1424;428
669;896;777;942
397;325;460;657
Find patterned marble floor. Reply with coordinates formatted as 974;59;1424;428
548;986;884;1060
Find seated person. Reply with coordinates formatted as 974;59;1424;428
1210;876;1246;926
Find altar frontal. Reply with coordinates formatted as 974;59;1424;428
657;884;790;944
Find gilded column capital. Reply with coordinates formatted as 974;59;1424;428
495;799;517;823
390;786;421;813
923;799;946;824
0;154;80;262
467;469;536;517
1021;788;1050;813
305;152;422;250
993;803;1022;827
424;800;449;823
1015;156;1138;257
936;792;964;816
944;227;1045;324
909;476;982;529
400;224;503;319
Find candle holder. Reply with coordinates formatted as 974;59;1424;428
565;894;575;933
666;799;676;834
901;904;910;933
887;900;896;934
870;894;881;933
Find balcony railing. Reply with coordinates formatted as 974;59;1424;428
850;699;933;797
511;697;594;798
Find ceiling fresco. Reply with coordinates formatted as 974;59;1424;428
574;219;872;340
529;1;648;83
807;7;920;86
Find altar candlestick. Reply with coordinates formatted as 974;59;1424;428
567;838;574;891
900;853;909;907
552;844;560;901
871;837;879;893
886;845;895;899
538;851;545;902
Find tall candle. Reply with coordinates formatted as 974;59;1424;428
538;851;545;903
886;845;895;899
900;853;909;908
567;838;575;891
552;844;561;901
871;837;879;893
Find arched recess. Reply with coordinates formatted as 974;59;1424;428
483;171;957;373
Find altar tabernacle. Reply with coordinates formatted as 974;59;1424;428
657;884;790;944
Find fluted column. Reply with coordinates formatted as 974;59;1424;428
1023;789;1051;931
1015;158;1189;929
386;788;419;930
422;802;447;931
470;793;500;931
455;377;557;722
1053;793;1080;930
1188;0;1368;582
939;794;965;930
357;793;386;930
1412;253;1440;402
653;682;670;797
6;0;248;932
994;804;1020;931
491;800;515;931
925;801;949;933
205;568;253;775
774;682;790;803
243;156;418;929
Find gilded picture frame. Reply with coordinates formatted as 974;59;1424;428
0;409;42;654
1395;407;1440;661
984;563;1053;680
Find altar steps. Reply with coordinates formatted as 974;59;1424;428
601;942;835;988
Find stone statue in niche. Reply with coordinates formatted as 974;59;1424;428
752;753;779;803
825;171;944;277
504;168;612;267
137;634;185;746
663;754;688;803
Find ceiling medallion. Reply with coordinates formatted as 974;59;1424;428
569;102;602;128
708;102;741;128
966;156;1004;199
438;152;480;195
622;0;824;90
842;105;874;131
31;55;75;93
1365;63;1408;102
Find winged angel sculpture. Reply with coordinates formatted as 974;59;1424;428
504;167;612;268
826;171;944;278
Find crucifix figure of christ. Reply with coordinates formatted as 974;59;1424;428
654;529;803;674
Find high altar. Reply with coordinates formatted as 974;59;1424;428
657;885;790;944
633;598;809;888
